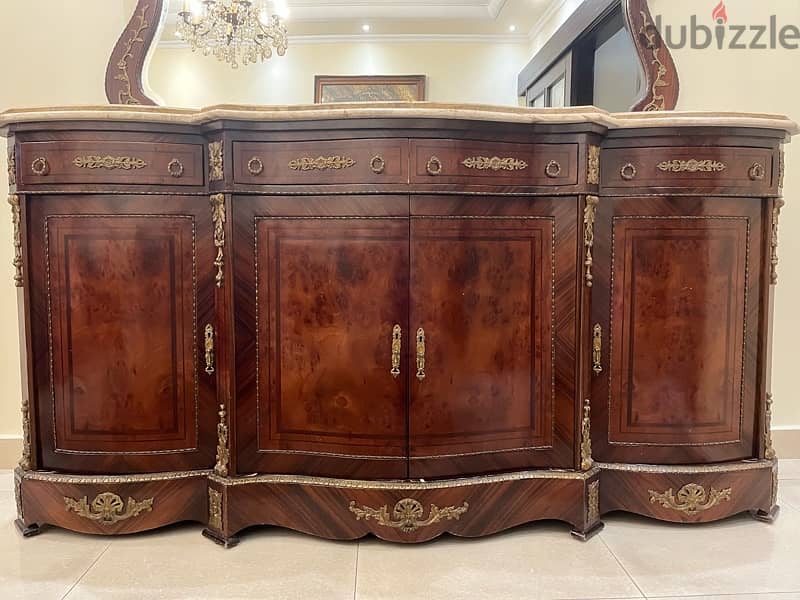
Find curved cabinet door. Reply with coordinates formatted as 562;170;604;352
408;196;578;479
27;195;218;473
590;196;763;464
233;196;410;479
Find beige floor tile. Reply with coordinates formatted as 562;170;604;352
600;510;800;598
780;459;800;481
66;525;357;600
779;480;800;511
355;523;644;600
0;498;110;600
650;595;800;600
0;469;13;492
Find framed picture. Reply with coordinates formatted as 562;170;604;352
314;75;426;104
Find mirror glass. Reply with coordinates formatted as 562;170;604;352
144;0;642;110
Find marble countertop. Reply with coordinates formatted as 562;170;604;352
0;102;797;135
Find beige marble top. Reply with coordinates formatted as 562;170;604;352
0;102;797;136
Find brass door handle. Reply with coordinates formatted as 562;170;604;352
205;324;215;375
415;328;426;381
390;324;402;378
592;324;602;375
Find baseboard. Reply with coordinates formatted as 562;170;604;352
0;436;21;469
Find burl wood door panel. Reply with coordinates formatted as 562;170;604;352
591;197;763;464
27;195;217;473
234;196;410;479
408;197;578;478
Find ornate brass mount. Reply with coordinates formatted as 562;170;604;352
390;324;402;379
348;498;469;533
289;156;355;171
426;156;443;176
637;9;668;112
72;155;147;170
204;324;215;375
209;141;224;181
8;194;22;287
588;480;600;523
765;393;776;460
580;399;593;471
461;156;528;171
583;196;599;287
545;160;562;178
657;159;726;173
587;145;600;184
208;488;223;530
648;484;732;515
31;156;50;176
214;404;230;477
415;328;426;381
210;194;226;288
64;492;153;524
592;324;603;375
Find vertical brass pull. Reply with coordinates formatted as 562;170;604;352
592;324;602;375
390;325;402;378
205;324;215;375
415;328;426;381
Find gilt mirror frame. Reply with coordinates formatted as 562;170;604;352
104;0;679;111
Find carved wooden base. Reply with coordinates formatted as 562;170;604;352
751;505;781;524
14;520;42;537
202;527;241;548
571;520;605;541
598;460;777;524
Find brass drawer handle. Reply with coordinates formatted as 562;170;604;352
167;158;184;178
426;156;442;176
749;162;766;181
289;156;355;171
415;328;426;381
204;324;215;375
248;156;264;176
620;163;637;181
592;324;603;375
370;155;386;174
31;156;50;176
545;160;562;178
657;159;726;173
390;324;402;378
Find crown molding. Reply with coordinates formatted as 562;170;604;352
162;33;529;47
487;0;508;19
527;0;571;43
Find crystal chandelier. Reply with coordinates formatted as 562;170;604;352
178;0;288;69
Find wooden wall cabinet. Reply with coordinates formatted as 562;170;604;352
1;105;793;546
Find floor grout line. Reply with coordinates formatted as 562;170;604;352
598;533;647;599
352;542;360;600
60;541;112;600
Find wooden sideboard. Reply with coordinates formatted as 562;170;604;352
1;104;795;546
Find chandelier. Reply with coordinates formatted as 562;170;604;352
178;1;288;69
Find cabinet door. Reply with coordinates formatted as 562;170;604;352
591;197;763;464
408;197;578;479
234;196;410;479
28;195;218;473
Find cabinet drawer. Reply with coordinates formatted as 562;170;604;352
410;140;578;186
19;141;204;186
233;140;409;185
601;146;776;192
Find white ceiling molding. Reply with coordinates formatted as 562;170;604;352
527;0;571;42
487;0;509;19
161;33;529;47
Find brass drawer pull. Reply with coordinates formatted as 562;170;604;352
657;159;726;173
461;156;528;171
167;158;184;178
248;156;264;176
426;156;443;176
545;160;562;178
204;324;215;375
390;324;402;378
620;163;637;180
749;162;766;181
31;156;50;176
415;328;426;381
370;155;386;174
289;155;356;171
592;324;603;375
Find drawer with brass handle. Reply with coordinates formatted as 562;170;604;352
233;139;409;185
410;139;578;186
18;140;204;187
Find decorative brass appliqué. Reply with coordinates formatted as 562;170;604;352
208;488;223;530
288;156;356;171
8;194;22;288
7;145;16;186
657;159;726;173
64;492;154;524
649;484;732;515
415;328;426;381
204;324;215;375
587;145;600;184
210;194;226;287
72;156;148;170
588;480;600;523
583;196;599;288
771;198;784;285
638;10;668;112
115;4;151;105
390;324;402;379
461;156;528;171
348;498;469;533
214;404;230;477
19;393;31;470
581;399;593;471
209;141;224;181
592;324;603;375
765;393;776;460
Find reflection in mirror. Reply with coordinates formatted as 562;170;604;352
144;0;646;110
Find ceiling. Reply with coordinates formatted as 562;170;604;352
160;0;563;43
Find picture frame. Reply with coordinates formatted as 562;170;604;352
313;75;427;104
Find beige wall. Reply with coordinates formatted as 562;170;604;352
149;41;529;107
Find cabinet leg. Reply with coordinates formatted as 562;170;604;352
570;520;605;542
202;527;240;549
751;505;781;524
15;520;43;538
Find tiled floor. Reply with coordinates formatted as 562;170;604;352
2;462;800;600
